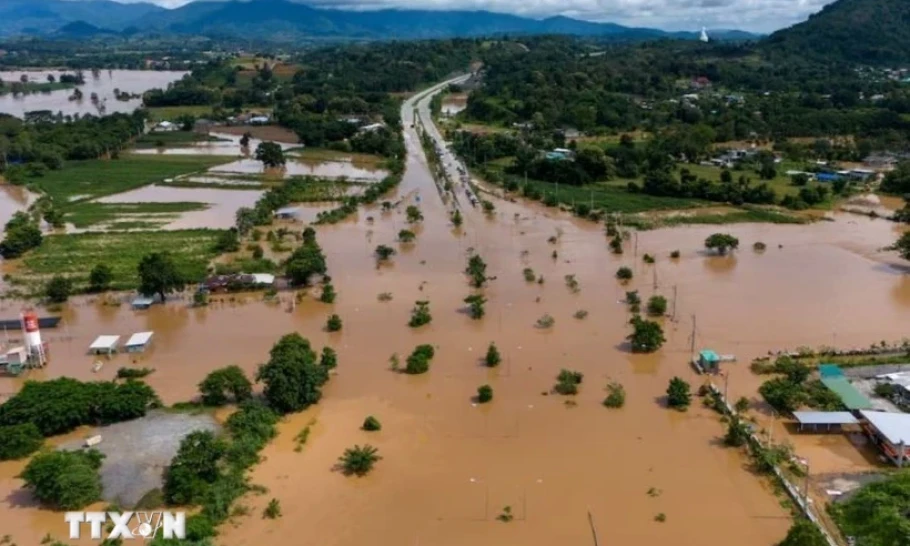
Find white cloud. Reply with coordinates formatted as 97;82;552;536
112;0;836;32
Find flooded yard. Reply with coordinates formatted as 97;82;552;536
0;70;187;118
211;157;389;181
1;85;909;546
89;184;265;230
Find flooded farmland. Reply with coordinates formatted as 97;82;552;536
0;183;37;227
210;157;389;181
1;85;910;546
0;70;187;119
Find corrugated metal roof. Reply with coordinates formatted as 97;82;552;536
860;410;910;446
793;411;858;425
700;349;720;362
125;331;154;347
89;335;119;351
821;377;873;410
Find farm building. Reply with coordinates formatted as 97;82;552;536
859;410;910;466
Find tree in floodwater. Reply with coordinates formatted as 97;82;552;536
240;131;252;149
465;254;488;288
255;141;286;169
704;233;740;255
627;316;665;352
406;205;423;223
137;252;185;302
776;519;827;546
666;377;692;410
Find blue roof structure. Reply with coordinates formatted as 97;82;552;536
816;173;841;182
700;350;720;363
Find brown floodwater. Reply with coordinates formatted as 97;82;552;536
86;185;265;230
131;132;297;157
0;184;37;227
0;70;187;119
210;158;389;181
2;82;910;545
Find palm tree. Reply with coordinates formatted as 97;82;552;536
338;445;381;476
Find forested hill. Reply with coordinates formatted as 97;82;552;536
764;0;910;64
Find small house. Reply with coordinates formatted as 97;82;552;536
249;115;270;125
132;296;157;310
152;121;177;132
89;335;120;355
698;349;720;373
125;331;154;353
274;206;301;220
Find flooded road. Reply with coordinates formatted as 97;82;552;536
0;70;187;119
2;78;910;545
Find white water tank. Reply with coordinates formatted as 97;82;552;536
21;311;43;357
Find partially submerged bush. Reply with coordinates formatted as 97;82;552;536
554;369;584;395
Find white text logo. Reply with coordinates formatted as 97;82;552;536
65;511;186;540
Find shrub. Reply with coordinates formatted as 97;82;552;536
198;365;253;406
477;385;493;403
616;267;633;281
603;382;626;408
409;300;432;327
705;233;740;255
45;275;72;303
320;347;338;370
377;292;393;302
362;416;382;431
666;377;691;410
326;314;343;332
523;268;536;282
625;290;641;305
753;241;767;252
398;229;416;243
116;367;154;379
88;263;113;292
0;423;43;460
536;313;555;328
20;449;104;509
646;295;668;317
724;418;750;447
643;254;655;264
338;444;381;476
263;498;281;519
464;294;486;319
628;316;665;353
465;255;488;288
320;283;336;303
554;369;583;395
670;250;680;259
406;205;423;223
375;244;396;262
734;397;750;413
193;290;209;307
405;344;435;374
574;309;589;319
484;343;501;367
564;274;580;293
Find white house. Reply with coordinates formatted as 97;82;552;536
152;121;177;132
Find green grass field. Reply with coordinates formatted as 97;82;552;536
145;106;215;122
681;162;806;198
34;155;229;204
17;229;224;292
518;176;707;213
64;202;210;228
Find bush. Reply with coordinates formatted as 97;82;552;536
616;267;633;281
116;367;154;379
0;377;159;437
375;244;396;261
0;423;43;460
477;385;493;403
603;382;626;408
753;241;767;252
362;416;382;431
45;275;72;303
405;344;435;374
20;449;104;509
256;333;330;414
88;263;113;292
464;294;486;319
554;369;583;395
724;418;750;447
666;377;691;410
406;205;423;223
263;498;281;519
777;519;827;546
670;250;680;259
198;365;253;406
409;300;432;327
484;343;501;367
628;316;665;353
326;314;343;332
320;282;336;303
705;233;740;255
338;444;381;476
398;229;416;243
646;295;668;317
536;313;555;328
193;290;209;307
574;309;589;319
523;268;536;282
164;430;227;505
643;254;655;264
320;346;338;370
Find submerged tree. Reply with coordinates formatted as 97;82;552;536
627;316;665;353
705;233;740;255
398;229;416;243
338;444;381;476
666;377;692;410
464;294;486;319
256;333;329;414
20;449;104;509
255;141;286;169
465;254;488;288
198;365;253;406
375;244;396;263
406;205;423;224
409;300;432;327
138;252;185;302
484;342;501;367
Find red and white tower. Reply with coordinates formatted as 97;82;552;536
20;310;46;366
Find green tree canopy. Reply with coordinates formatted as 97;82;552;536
198;365;253;406
255;141;286;168
705;233;740;255
256;333;329;414
20;449;104;509
627;316;666;353
89;263;114;292
138;252;185;301
0;211;42;259
164;430;227;505
0;423;43;460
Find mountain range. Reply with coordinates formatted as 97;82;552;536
0;0;758;42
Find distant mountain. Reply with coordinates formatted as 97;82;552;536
765;0;910;63
0;0;759;42
0;0;164;37
56;21;116;38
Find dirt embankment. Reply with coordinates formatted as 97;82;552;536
216;125;300;144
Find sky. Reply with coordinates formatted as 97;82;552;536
106;0;837;33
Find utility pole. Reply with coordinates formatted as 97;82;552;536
671;285;678;321
723;371;729;403
652;267;657;292
634;232;638;258
690;314;697;362
802;459;810;506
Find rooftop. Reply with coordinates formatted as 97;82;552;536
793;411;858;426
89;335;120;351
125;331;154;348
821;376;874;410
860;410;910;446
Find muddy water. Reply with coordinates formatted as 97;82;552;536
441;94;468;116
210;158;388;181
2;81;910;545
132;132;297;157
91;185;265;230
0;184;37;227
0;70;187;119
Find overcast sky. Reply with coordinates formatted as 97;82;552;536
109;0;835;33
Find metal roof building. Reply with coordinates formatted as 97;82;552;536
89;335;120;355
821;376;874;410
125;331;154;353
793;411;858;431
859;410;910;466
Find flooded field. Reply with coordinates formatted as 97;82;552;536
0;70;187;118
91;184;264;230
132;132;297;157
0;183;37;227
211;157;389;181
2;84;910;546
